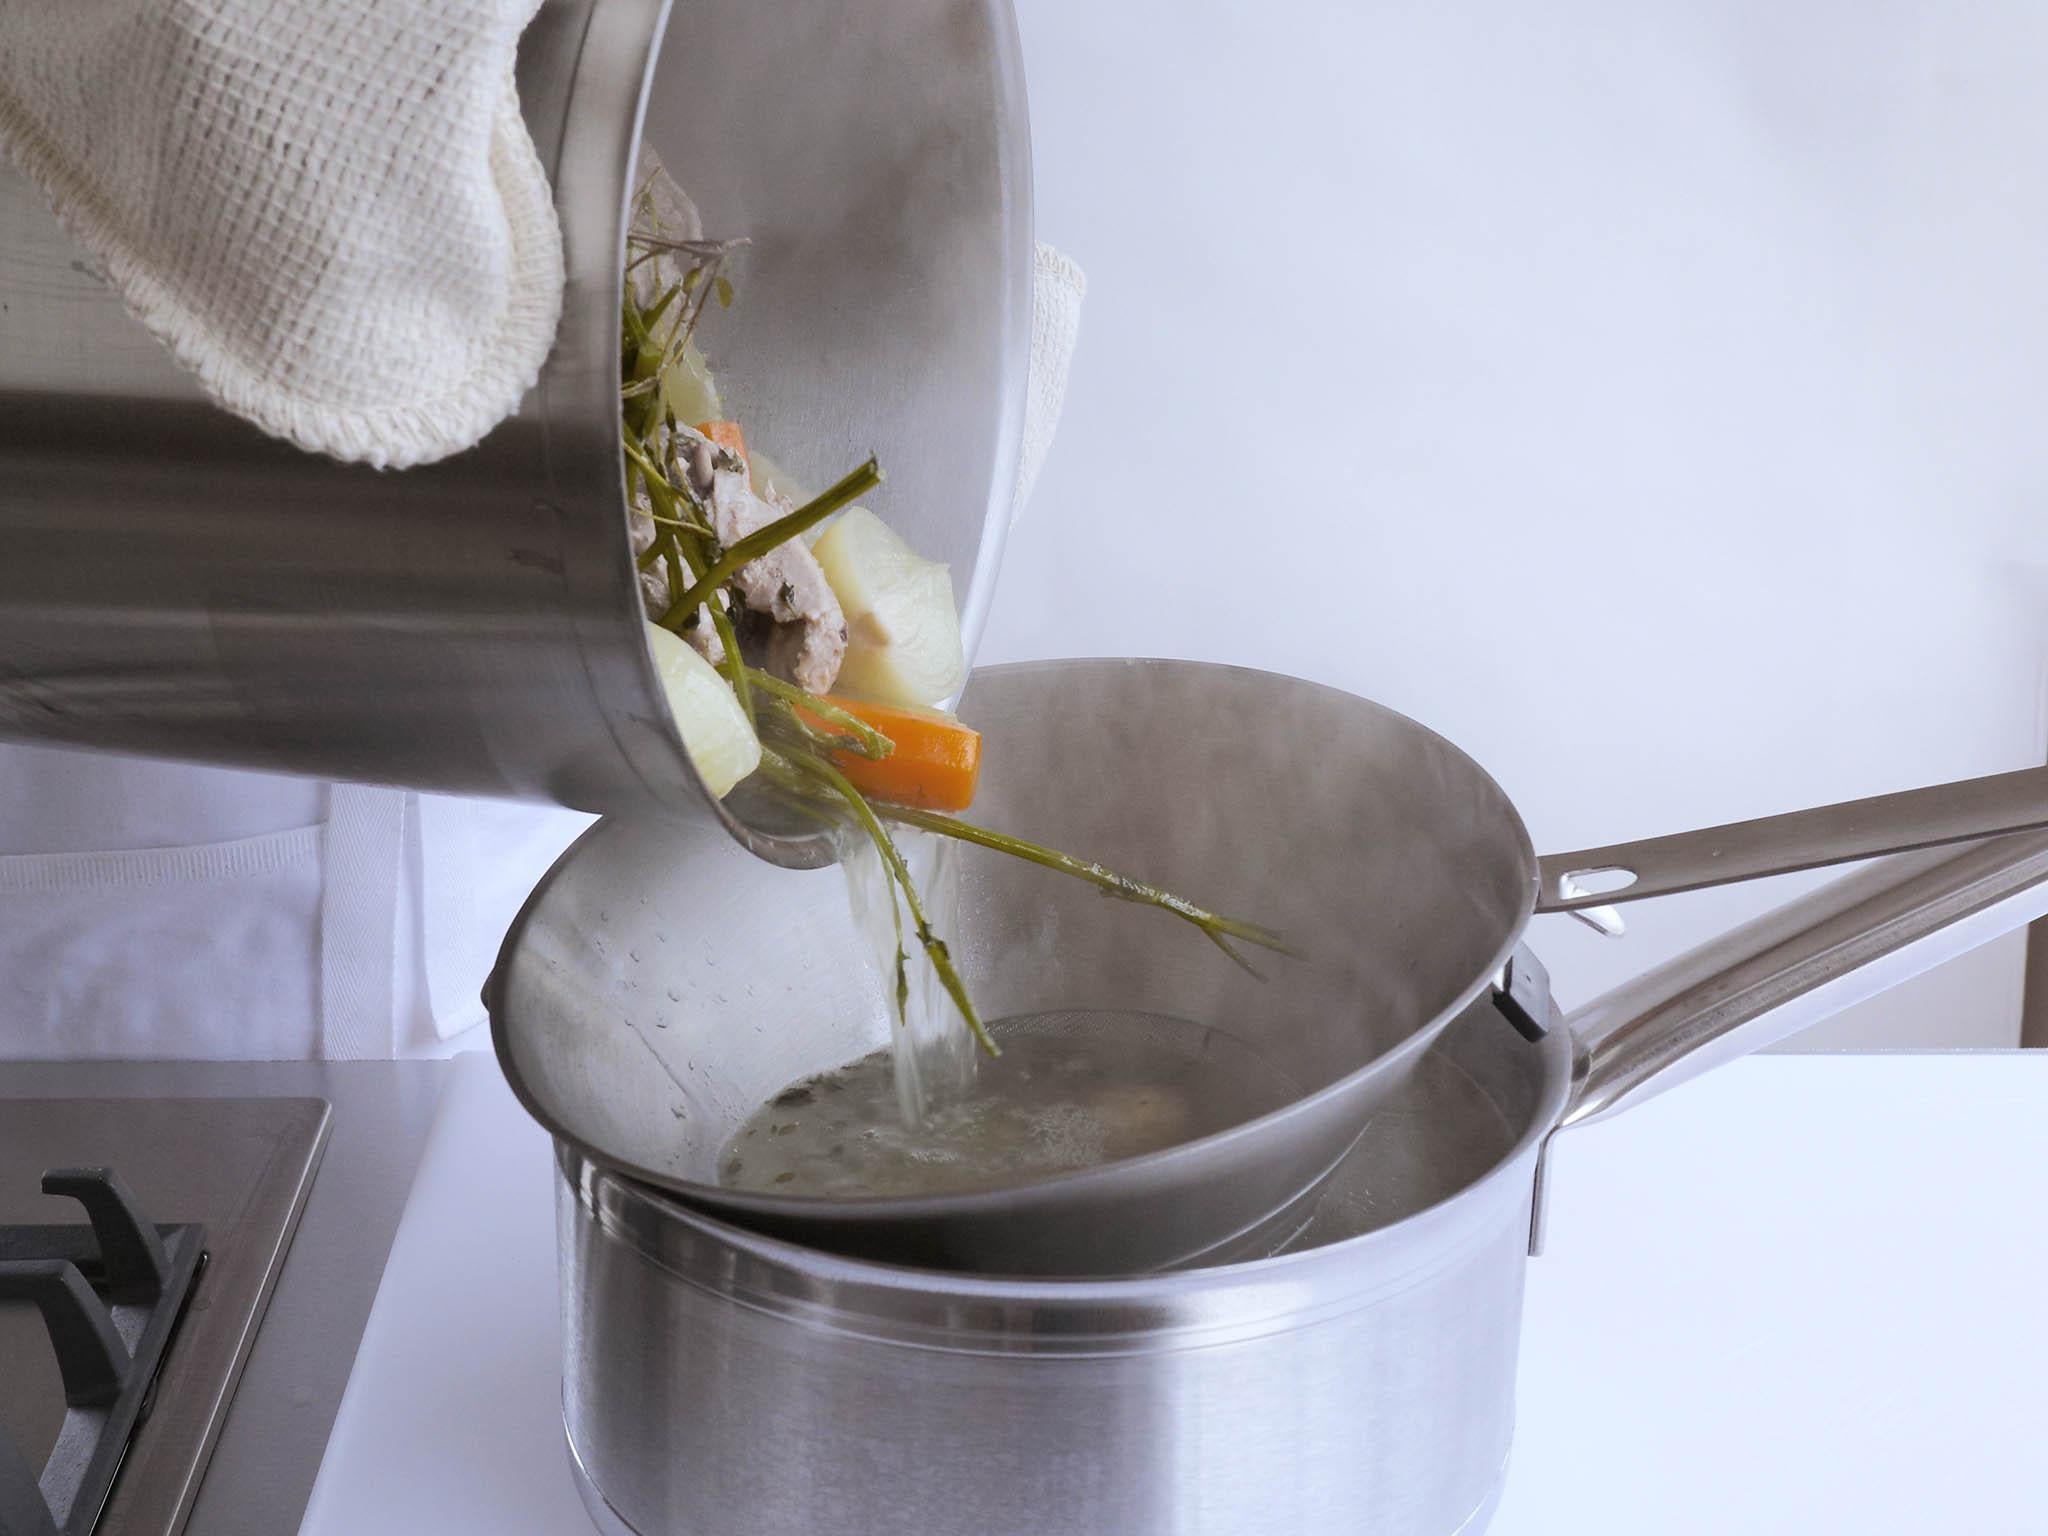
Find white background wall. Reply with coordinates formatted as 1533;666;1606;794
980;0;2048;1046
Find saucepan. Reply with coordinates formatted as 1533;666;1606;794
491;656;2048;1276
553;824;2048;1536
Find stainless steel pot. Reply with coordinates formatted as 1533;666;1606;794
0;0;1030;858
554;829;2048;1536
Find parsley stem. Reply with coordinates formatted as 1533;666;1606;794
664;457;880;624
742;668;893;759
878;805;1295;975
760;749;995;1054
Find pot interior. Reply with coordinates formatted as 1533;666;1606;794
1284;987;1566;1253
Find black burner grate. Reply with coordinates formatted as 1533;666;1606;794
0;1170;203;1536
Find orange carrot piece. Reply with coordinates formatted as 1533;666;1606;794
806;696;981;812
696;419;748;465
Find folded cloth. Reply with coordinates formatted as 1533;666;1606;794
0;0;563;468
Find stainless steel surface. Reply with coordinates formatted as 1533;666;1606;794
492;658;1539;1274
562;1407;1512;1536
0;1171;208;1536
1;1060;448;1536
1537;762;2048;912
552;825;2048;1536
0;1097;328;1536
1560;829;2048;1128
0;0;1029;861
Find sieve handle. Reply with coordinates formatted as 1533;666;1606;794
1558;830;2048;1130
1536;764;2048;914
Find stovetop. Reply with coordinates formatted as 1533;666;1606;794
0;1100;329;1536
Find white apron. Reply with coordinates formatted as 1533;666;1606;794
0;744;591;1060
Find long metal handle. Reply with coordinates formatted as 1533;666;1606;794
1537;764;2048;913
1560;830;2048;1129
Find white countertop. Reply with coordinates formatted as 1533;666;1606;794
300;1049;2048;1535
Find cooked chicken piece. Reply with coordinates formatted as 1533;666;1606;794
629;498;724;666
629;505;667;611
680;430;848;694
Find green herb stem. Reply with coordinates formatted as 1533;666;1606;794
776;750;996;1056
664;458;881;624
659;534;692;622
622;442;711;534
709;598;752;720
641;281;682;335
879;805;1296;975
742;668;893;759
755;701;856;762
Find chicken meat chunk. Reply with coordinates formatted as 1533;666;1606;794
629;498;725;665
680;429;848;694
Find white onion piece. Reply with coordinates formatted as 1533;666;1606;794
812;508;966;706
657;337;723;427
645;622;760;798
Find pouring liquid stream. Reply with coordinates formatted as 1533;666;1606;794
836;823;980;1126
722;830;1302;1202
719;829;1302;1200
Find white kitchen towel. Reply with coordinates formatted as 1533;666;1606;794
0;0;563;468
321;784;408;1059
1017;242;1086;518
415;793;594;1043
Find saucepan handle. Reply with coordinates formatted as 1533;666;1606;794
1558;830;2048;1129
1536;764;2048;913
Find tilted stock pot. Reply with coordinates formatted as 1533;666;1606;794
0;0;1031;862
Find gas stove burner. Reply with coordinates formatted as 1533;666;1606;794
0;1169;204;1536
0;1096;328;1536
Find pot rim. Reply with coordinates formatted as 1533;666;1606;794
554;1014;1574;1349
